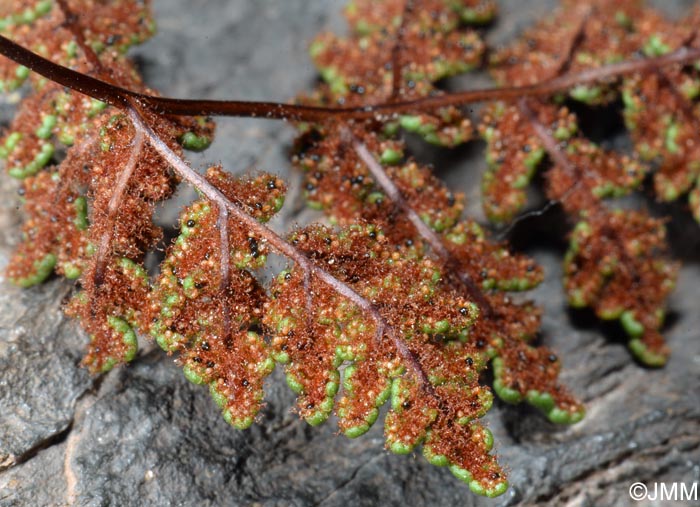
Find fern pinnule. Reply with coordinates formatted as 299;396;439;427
562;210;678;366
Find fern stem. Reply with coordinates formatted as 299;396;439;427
389;0;413;101
55;0;104;74
92;129;144;288
217;205;233;343
1;34;699;123
551;5;592;77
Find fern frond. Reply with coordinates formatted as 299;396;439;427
3;0;698;497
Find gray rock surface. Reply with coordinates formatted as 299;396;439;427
1;1;699;506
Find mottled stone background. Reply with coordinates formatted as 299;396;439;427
0;1;698;506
